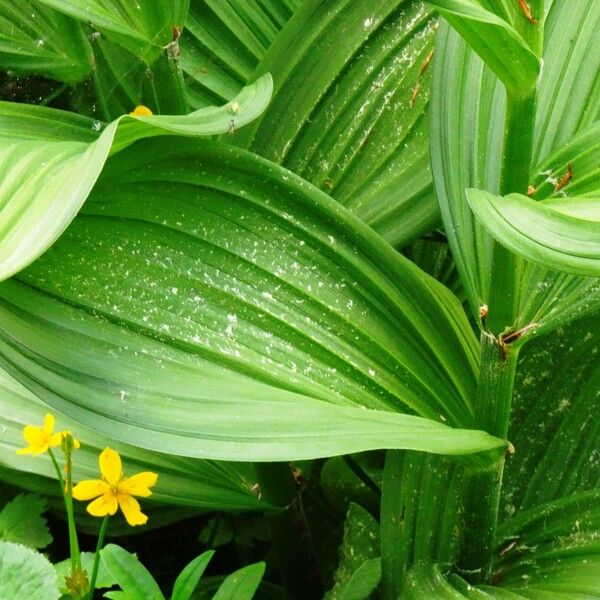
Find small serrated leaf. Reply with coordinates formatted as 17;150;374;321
0;494;52;549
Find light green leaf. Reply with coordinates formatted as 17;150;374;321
0;541;60;600
326;503;381;600
0;74;272;281
431;0;600;335
0;139;504;461
426;0;539;97
101;544;164;600
37;0;189;62
0;494;51;549
0;0;93;83
0;366;268;512
466;189;600;276
211;562;265;600
172;551;215;600
239;0;439;247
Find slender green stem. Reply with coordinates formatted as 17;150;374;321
457;334;520;582
87;515;110;600
255;463;321;599
48;448;80;573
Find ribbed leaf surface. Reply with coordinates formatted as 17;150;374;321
0;0;92;83
0;139;502;462
0;367;266;511
0;76;271;281
431;0;600;335
467;190;600;276
239;0;439;247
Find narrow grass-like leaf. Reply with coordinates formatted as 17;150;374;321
0;139;503;461
0;0;93;83
171;551;215;600
0;74;272;281
240;0;439;247
466;190;600;276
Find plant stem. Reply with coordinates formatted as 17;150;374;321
255;463;321;599
486;92;537;335
457;333;520;582
48;448;81;573
87;515;110;600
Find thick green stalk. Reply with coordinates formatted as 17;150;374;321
255;463;321;599
457;334;520;582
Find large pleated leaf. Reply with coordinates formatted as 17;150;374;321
0;138;503;461
467;190;600;276
181;0;301;108
0;0;93;83
36;0;189;62
431;0;600;336
0;367;267;512
0;75;272;281
239;0;439;247
426;0;539;96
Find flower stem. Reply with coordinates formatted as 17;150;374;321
87;515;110;600
48;448;80;573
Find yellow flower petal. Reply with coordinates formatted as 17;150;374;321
118;495;148;526
87;493;118;517
119;472;157;498
99;448;122;486
49;432;62;447
16;447;33;455
129;105;153;117
42;414;55;436
72;479;110;501
22;425;45;447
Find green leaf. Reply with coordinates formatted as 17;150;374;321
0;74;272;281
0;494;51;549
239;0;439;247
0;0;93;83
36;0;189;62
55;551;117;592
0;366;268;512
181;0;300;108
211;562;265;600
325;503;381;600
466;189;600;276
172;551;215;600
101;544;165;600
430;1;600;335
0;541;60;600
0;139;504;461
426;0;539;97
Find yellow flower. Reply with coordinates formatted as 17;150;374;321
17;414;63;455
72;448;157;526
129;105;153;116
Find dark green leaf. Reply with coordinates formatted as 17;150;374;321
0;494;51;549
101;544;164;600
211;562;265;600
172;551;215;600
